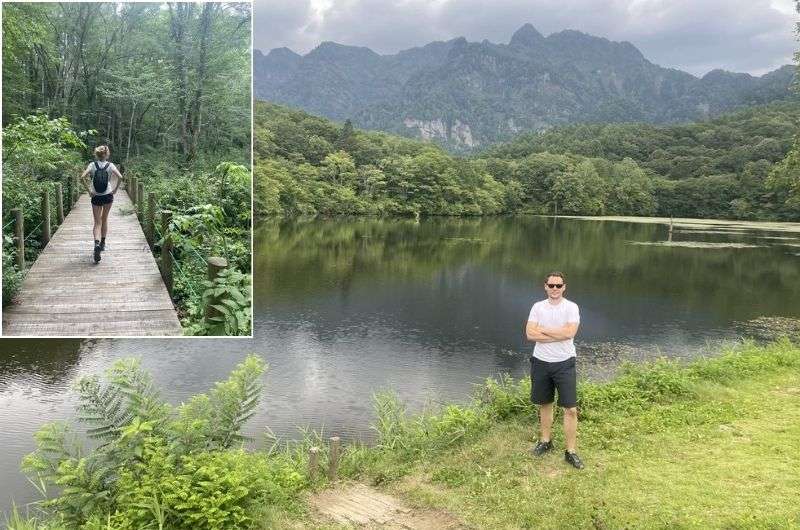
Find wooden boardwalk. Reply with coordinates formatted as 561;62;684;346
2;191;183;336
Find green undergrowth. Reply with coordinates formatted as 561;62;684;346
7;340;800;529
281;339;800;529
124;154;252;336
2;115;90;305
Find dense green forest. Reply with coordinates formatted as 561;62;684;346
254;99;800;221
2;2;252;335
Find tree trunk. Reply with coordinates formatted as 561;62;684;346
168;3;192;159
126;100;136;162
187;3;215;162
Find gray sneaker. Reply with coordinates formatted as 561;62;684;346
530;440;553;457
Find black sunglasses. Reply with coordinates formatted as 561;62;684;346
546;283;564;289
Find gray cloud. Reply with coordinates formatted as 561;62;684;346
253;0;798;75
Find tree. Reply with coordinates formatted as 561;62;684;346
321;151;357;187
335;119;357;152
767;138;800;218
606;158;656;215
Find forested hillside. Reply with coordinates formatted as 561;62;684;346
481;102;800;219
255;101;800;221
2;3;252;335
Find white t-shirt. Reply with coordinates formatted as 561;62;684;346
86;161;118;195
528;298;580;362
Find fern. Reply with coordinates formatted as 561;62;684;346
176;355;266;450
214;357;263;448
22;355;268;526
107;359;171;429
49;456;115;525
75;377;131;443
21;423;81;487
75;360;171;445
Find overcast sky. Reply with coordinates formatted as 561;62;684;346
254;0;798;76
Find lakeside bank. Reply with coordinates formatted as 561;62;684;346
272;338;800;529
9;338;799;529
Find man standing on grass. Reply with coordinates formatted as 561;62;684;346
525;271;584;469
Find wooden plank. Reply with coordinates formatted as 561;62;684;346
3;310;181;323
13;293;174;306
2;322;183;336
9;300;177;313
19;280;168;294
3;191;183;336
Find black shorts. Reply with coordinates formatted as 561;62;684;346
91;193;113;206
530;356;578;408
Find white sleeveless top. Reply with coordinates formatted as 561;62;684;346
86;161;118;195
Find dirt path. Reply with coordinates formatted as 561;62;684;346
310;483;468;529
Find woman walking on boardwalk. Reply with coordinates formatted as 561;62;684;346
80;145;122;263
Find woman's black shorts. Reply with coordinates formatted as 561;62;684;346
530;356;578;408
91;193;114;206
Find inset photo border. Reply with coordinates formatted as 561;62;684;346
1;2;254;337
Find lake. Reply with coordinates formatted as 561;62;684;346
2;215;799;513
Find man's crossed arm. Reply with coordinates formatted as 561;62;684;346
526;321;579;343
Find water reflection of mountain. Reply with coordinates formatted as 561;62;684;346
0;339;84;388
255;217;800;326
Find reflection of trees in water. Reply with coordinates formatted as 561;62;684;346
0;339;84;386
255;217;800;321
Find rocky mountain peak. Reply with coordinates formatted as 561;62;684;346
266;47;301;60
509;23;544;47
307;41;380;61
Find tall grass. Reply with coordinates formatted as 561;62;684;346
344;338;800;482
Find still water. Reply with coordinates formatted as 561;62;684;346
2;216;799;512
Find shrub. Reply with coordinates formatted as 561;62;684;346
3;235;25;305
20;355;305;529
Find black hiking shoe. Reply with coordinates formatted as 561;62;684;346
99;239;106;251
530;440;553;457
564;451;585;469
93;243;101;263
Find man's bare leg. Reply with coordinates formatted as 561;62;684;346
539;402;554;441
564;406;578;452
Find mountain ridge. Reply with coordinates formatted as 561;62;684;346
255;24;796;152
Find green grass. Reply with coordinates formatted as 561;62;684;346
387;372;800;528
276;340;800;529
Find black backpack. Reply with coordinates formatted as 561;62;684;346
93;161;110;193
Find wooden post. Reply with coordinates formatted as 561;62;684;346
668;216;674;242
308;447;319;482
56;182;64;224
161;210;174;296
130;176;137;204
328;436;341;482
40;189;51;246
137;183;144;221
12;208;24;270
73;176;80;206
147;192;156;248
205;257;228;320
